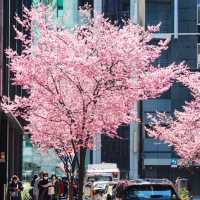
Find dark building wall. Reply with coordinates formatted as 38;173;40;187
102;0;130;23
143;0;200;195
99;0;131;178
145;166;200;196
179;0;197;33
170;36;197;70
101;125;130;177
0;113;7;197
144;0;198;159
146;0;174;33
100;0;199;184
146;0;198;34
0;0;31;199
78;0;93;7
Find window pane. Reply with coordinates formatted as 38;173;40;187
78;0;93;7
22;136;66;181
58;9;64;17
198;44;200;68
103;0;130;25
57;0;63;10
198;6;200;24
125;185;176;199
146;0;173;33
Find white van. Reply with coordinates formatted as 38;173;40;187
83;163;120;199
85;163;120;183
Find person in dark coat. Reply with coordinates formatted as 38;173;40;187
8;175;23;200
33;171;44;200
29;175;38;199
38;172;50;200
31;175;38;187
61;177;68;198
48;175;61;200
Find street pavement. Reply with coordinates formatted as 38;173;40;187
193;196;200;200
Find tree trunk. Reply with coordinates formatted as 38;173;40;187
78;147;86;200
68;176;74;200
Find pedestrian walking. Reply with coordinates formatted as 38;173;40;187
59;179;64;198
175;176;183;194
31;175;38;187
33;172;43;200
29;175;38;199
38;172;50;200
8;175;23;200
48;175;60;200
62;177;68;198
73;179;78;200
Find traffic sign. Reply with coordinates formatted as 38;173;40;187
171;158;177;168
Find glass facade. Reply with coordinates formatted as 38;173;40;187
101;125;130;177
18;1;200;195
78;0;93;7
0;0;32;198
57;0;64;17
22;0;93;179
146;0;173;33
23;136;65;180
198;0;200;24
100;1;131;176
198;43;200;68
102;0;130;24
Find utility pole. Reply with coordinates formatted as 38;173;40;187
138;101;144;178
129;0;145;179
92;0;103;165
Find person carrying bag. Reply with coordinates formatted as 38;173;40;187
8;175;23;200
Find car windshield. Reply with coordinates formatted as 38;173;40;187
87;176;112;182
94;183;107;189
124;185;177;200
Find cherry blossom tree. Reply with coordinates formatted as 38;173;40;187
147;72;200;164
1;5;188;199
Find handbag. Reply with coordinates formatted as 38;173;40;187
10;184;19;197
48;186;55;195
10;191;18;197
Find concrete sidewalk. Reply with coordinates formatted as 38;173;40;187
193;196;200;200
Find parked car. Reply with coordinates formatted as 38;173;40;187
83;181;109;200
84;181;93;200
85;163;120;184
112;179;181;200
102;181;118;200
83;181;117;200
83;163;120;200
92;181;109;200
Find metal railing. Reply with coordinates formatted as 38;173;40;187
4;184;7;200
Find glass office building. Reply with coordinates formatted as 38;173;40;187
1;0;199;198
22;1;200;195
92;0;200;196
0;0;32;199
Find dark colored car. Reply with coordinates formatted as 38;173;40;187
112;179;180;200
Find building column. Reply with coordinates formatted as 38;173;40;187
94;0;102;16
130;0;138;24
93;135;101;164
92;0;102;164
130;0;145;26
129;103;140;179
63;0;79;28
0;0;3;96
174;0;178;39
129;0;143;180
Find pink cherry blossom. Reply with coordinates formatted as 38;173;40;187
1;6;189;187
148;71;200;164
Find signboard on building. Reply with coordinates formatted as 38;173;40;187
0;152;5;163
171;158;177;168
